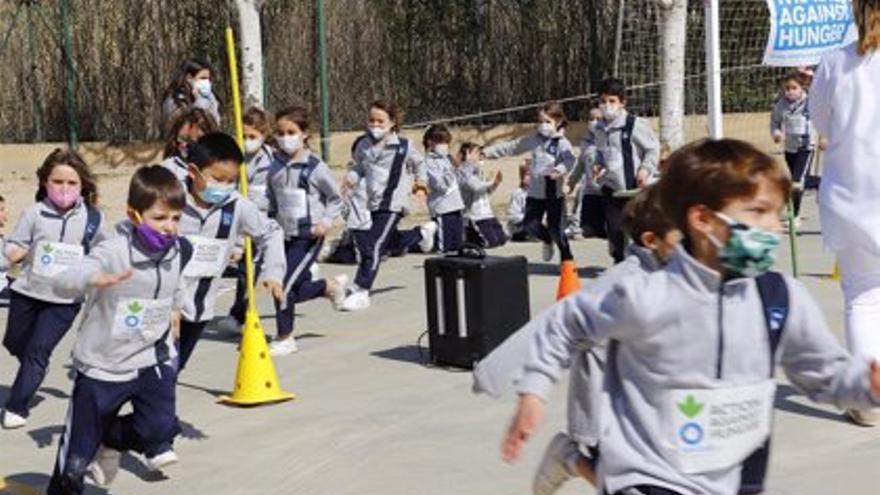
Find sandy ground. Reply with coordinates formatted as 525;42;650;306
0;113;781;229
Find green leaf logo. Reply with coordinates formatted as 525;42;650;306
127;301;143;314
678;395;704;419
42;243;54;254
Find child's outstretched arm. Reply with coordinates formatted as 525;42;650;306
781;278;880;410
502;278;643;461
238;200;286;301
5;206;37;265
314;163;344;238
53;240;131;298
482;135;537;159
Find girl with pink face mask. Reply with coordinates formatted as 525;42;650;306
1;149;107;429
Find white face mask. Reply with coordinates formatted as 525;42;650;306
244;137;264;155
434;144;449;155
277;134;302;155
537;122;556;137
193;79;213;98
368;126;388;142
600;103;621;121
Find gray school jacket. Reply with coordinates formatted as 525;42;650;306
770;95;816;153
518;245;880;495
6;200;109;304
267;151;343;239
245;144;276;213
161;93;221;128
54;222;189;382
180;191;285;322
346;133;427;214
160;155;190;184
0;235;8;279
482;133;576;200
473;245;661;446
457;161;499;221
425;152;465;216
578;111;659;193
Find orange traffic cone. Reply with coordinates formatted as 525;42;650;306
556;260;582;300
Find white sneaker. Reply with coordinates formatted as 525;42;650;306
533;432;579;495
311;262;321;278
146;449;179;472
269;335;299;356
419;221;438;252
340;286;371;311
1;409;26;429
87;446;121;486
210;316;242;334
329;274;349;310
542;242;554;262
846;408;879;427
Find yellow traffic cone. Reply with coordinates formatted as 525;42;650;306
219;310;295;406
556;260;582;300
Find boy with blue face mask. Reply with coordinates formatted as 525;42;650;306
177;132;286;370
503;139;880;495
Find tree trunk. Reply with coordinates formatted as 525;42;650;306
658;0;687;149
235;0;265;108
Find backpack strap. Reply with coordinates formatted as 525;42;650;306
739;271;789;495
297;155;321;232
621;114;638;190
351;134;370;159
215;201;237;240
82;204;102;254
178;236;194;270
265;156;286;218
379;138;409;212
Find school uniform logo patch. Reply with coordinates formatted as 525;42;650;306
124;300;144;329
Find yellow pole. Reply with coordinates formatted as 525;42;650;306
220;26;294;406
225;27;257;314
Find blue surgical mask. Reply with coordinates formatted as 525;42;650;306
200;182;235;205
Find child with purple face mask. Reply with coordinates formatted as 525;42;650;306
2;149;108;430
46;165;194;494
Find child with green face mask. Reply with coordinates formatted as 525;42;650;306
502;139;880;495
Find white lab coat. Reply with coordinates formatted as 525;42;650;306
810;42;880;254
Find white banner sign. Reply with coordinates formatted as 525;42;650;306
763;0;858;67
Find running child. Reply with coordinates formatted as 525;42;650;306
424;125;464;253
457;142;507;248
264;106;347;356
483;101;576;262
571;78;659;262
770;70;818;224
339;100;430;311
216;106;277;333
45;165;191;493
160;107;219;183
2;149;107;429
175;132;286;370
503;139;880;495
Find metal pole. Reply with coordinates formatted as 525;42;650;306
60;0;78;149
704;0;723;139
316;0;331;163
612;0;626;77
25;2;45;141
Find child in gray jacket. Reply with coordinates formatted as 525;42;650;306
504;139;880;495
457;142;507;248
2;149;108;430
474;186;680;495
46;166;191;493
424;125;464;253
483;102;576;263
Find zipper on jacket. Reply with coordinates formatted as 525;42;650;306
716;284;725;379
153;261;162;299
